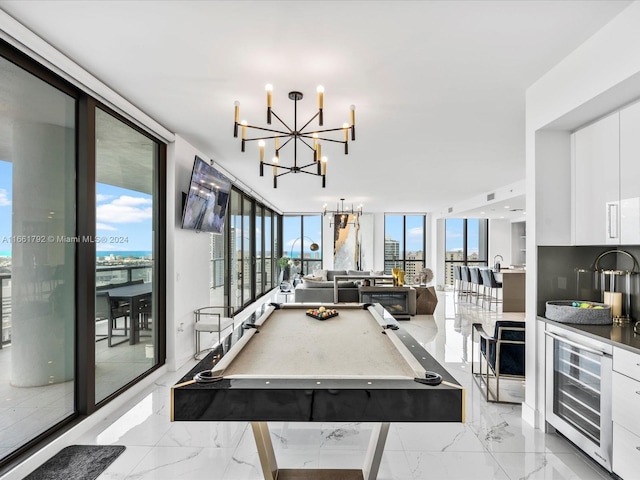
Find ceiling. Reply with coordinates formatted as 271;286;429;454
0;0;632;214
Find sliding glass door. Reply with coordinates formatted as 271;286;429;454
0;52;77;462
94;108;160;403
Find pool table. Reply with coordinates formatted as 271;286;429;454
171;303;464;480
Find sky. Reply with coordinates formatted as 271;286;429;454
0;160;152;254
1;158;476;257
445;218;480;253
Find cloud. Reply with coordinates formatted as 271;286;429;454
96;194;114;203
97;223;118;231
407;227;423;237
0;189;11;207
97;195;152;224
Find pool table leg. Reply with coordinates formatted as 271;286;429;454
251;422;278;480
362;422;390;480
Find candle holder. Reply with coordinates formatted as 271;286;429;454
594;250;638;324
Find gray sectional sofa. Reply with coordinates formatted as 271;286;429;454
293;270;360;303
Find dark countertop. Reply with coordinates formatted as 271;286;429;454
538;316;640;353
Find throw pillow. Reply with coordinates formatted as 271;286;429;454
314;269;328;281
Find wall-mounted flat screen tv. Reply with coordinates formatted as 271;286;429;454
181;156;231;234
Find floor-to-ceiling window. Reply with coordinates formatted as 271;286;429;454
384;214;426;278
225;189;280;312
255;205;263;297
242;196;252;306
94;108;161;403
0;50;77;463
264;210;273;291
230;190;242;310
283;215;322;277
210;233;225;305
444;218;489;286
0;41;166;467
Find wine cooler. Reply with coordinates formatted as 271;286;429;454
545;324;613;471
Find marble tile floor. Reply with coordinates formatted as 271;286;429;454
15;292;613;480
0;325;153;456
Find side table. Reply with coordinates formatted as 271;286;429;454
414;286;438;314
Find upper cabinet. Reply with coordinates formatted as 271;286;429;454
572;103;640;246
573;112;620;245
620;102;640;244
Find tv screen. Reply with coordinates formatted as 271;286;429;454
181;156;231;234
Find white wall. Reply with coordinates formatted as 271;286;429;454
165;135;214;370
488;219;512;267
524;1;640;428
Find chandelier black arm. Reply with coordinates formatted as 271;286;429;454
244;134;290;143
278;136;294;150
302;126;352;135
298;111;321;132
297;137;316;151
243;124;290;136
295;161;321;170
301;136;345;144
269;110;293;133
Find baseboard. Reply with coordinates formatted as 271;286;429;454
521;400;540;429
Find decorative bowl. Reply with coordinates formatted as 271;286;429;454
545;300;612;325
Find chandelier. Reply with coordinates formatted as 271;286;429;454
323;198;363;228
233;85;355;188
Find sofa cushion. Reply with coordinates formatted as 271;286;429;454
297;280;333;288
326;270;347;281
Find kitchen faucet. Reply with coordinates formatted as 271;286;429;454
493;255;504;271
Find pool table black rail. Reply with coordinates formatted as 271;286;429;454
172;307;463;424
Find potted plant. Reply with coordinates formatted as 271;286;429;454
278;256;291;283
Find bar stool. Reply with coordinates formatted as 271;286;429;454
469;267;484;305
454;265;462;299
481;269;502;310
460;266;471;302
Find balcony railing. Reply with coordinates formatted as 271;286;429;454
0;265;152;348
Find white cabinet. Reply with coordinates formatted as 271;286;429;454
620;101;640;244
612;346;640;480
573;101;640;245
573;113;620;245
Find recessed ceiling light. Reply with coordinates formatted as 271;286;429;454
480;211;485;215
504;206;510;209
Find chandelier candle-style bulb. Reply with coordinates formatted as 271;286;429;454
275;136;279;159
321;156;327;175
343;123;349;154
317;85;324;125
241;120;247;152
316;142;322;174
259;140;265;176
233;101;240;137
265;84;273;124
350;104;356;140
313;133;319;160
273;157;278;188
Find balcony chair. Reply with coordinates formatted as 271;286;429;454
95;291;129;347
480;268;502;310
194;306;235;359
137;295;152;337
471;320;525;403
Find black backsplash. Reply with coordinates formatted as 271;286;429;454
537;246;640;319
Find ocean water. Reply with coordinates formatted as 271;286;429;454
0;251;151;258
